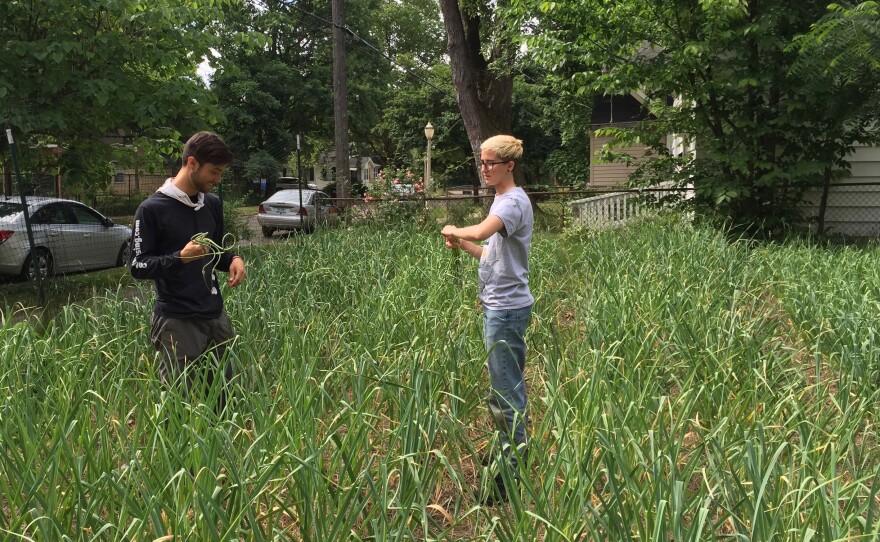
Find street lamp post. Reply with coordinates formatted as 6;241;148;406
424;122;434;194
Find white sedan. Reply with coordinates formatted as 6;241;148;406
257;189;340;237
0;196;132;280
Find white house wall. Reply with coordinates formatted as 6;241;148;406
589;128;654;188
799;143;880;236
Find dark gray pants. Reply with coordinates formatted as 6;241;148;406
150;311;236;411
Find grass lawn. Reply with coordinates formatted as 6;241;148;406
0;266;137;324
2;216;880;540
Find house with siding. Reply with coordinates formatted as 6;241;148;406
570;93;675;228
107;170;169;196
590;93;879;236
589;93;657;188
799;144;880;236
313;152;379;189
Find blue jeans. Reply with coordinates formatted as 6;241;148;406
483;305;532;470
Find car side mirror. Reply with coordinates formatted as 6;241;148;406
102;217;115;227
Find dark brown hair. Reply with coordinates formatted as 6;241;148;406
182;131;233;166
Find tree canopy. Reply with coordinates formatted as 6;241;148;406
507;0;880;231
212;0;454;193
0;0;238;190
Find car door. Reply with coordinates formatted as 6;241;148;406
30;203;73;272
65;203;117;270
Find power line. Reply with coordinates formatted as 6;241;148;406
257;0;589;111
248;0;580;146
259;0;455;98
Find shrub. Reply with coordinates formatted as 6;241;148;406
360;167;426;227
221;196;253;242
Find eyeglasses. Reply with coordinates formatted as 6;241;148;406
479;160;509;169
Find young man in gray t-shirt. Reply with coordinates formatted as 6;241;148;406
441;135;533;504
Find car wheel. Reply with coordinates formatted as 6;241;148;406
262;227;275;238
117;240;131;267
22;249;52;282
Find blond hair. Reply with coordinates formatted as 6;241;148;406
480;135;523;162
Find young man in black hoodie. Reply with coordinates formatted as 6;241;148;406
131;132;246;409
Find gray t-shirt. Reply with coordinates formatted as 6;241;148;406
478;187;534;310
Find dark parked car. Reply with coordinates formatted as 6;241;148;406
0;197;132;280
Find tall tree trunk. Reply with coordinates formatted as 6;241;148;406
332;0;350;201
438;0;519;190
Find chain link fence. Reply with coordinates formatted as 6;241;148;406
1;126;875;309
292;185;691;233
0;178;134;310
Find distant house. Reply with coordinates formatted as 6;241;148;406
2;144;62;196
100;132;175;196
107;157;173;195
589;93;668;188
590;92;880;236
312;152;380;189
356;157;380;185
571;95;682;228
107;171;168;195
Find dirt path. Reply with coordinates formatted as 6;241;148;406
240;214;300;246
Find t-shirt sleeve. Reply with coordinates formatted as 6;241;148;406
490;196;524;239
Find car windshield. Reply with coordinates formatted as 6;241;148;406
266;189;315;205
0;201;23;220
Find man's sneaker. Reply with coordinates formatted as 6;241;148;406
476;473;511;506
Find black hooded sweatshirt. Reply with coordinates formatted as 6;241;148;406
130;191;238;318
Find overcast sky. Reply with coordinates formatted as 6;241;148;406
198;50;220;86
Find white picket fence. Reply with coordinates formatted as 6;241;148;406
570;182;686;229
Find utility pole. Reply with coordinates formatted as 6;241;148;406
332;0;350;202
